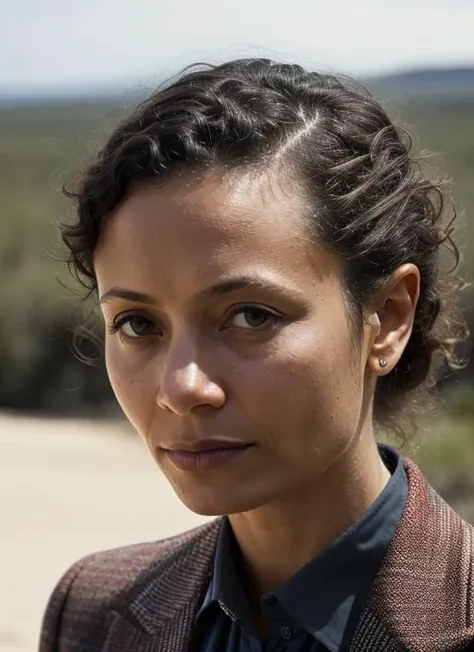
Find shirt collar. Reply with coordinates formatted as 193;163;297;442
198;443;407;650
274;444;407;649
197;514;254;628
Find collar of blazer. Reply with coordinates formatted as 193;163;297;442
103;518;222;652
103;460;474;652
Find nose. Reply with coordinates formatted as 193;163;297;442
156;336;226;415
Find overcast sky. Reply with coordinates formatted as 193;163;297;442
2;0;474;95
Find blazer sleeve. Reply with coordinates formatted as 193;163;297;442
38;559;86;652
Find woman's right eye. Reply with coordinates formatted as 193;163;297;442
109;315;159;340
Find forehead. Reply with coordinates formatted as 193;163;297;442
94;172;337;296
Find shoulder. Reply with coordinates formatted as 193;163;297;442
39;521;218;652
367;458;474;650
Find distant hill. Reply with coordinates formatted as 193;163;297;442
368;67;474;100
2;66;474;108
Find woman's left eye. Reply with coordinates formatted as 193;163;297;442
226;306;281;330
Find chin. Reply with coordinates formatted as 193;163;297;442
171;484;266;517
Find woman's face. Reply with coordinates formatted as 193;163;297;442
94;172;377;515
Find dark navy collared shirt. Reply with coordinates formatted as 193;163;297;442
196;444;407;652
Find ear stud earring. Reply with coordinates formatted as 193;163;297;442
379;358;387;369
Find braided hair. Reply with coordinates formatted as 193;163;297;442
61;58;466;435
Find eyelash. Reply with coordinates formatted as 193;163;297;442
107;314;157;339
108;305;284;343
223;304;283;331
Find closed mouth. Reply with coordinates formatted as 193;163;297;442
160;442;254;472
161;439;252;454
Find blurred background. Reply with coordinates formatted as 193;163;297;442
1;1;474;650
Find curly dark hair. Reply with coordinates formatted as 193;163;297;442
61;58;467;436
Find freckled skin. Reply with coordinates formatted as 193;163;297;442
97;176;356;503
94;172;419;591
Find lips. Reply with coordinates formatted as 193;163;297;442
160;439;254;472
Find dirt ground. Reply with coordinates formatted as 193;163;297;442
0;414;209;652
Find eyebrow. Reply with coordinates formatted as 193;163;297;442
200;276;294;301
99;288;157;305
99;276;301;306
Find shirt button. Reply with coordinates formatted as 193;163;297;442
280;626;293;640
263;594;277;605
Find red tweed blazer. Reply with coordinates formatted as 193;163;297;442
39;459;474;652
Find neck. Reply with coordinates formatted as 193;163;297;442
228;434;390;597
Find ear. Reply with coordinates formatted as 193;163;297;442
367;264;421;376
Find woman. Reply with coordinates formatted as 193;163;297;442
40;59;474;652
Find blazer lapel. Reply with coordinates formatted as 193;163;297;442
103;613;159;652
103;519;222;652
103;608;202;652
348;609;408;652
350;459;474;652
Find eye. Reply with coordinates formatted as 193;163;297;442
109;314;159;340
226;305;282;330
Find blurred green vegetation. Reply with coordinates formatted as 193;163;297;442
384;384;474;522
0;100;124;412
0;93;473;518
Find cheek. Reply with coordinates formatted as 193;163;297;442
105;342;158;435
237;323;362;448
